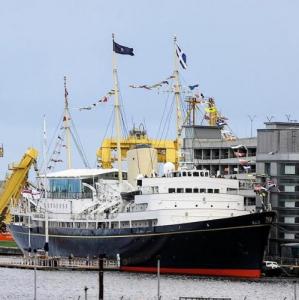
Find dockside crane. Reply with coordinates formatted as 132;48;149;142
0;147;38;223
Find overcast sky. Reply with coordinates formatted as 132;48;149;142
0;0;298;178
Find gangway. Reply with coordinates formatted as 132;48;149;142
0;148;38;222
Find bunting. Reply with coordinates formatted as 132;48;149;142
129;75;175;91
78;89;115;111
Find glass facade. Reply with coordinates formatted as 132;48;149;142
49;178;81;193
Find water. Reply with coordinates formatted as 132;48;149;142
0;267;296;300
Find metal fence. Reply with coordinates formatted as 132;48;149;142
0;255;119;270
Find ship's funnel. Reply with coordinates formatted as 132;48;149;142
127;145;158;186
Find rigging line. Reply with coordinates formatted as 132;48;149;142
120;107;129;138
164;99;175;143
69;128;89;168
156;95;175;150
116;71;130;137
155;91;171;141
39;111;64;170
102;109;114;141
69;111;90;167
156;89;174;144
156;94;175;148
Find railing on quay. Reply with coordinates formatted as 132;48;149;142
0;255;119;270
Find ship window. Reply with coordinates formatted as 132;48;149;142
186;188;192;193
208;189;213;193
50;178;81;193
168;188;175;193
205;172;209;177
193;188;199;193
214;189;220;193
177;188;184;193
111;222;119;229
182;172;187;177
200;188;206;193
193;172;199;177
200;172;204;177
97;222;105;229
188;172;192;176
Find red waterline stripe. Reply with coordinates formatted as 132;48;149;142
120;266;261;278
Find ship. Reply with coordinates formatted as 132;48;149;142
9;164;274;278
8;36;275;278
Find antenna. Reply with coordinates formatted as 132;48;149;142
266;115;274;122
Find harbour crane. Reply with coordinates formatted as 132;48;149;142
0;148;38;223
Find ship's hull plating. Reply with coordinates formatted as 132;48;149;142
9;211;275;278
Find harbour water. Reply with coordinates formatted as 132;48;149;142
0;267;296;300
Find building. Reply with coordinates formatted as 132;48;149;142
182;125;257;209
256;122;299;258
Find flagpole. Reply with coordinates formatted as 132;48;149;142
173;36;182;170
112;33;123;183
43;115;49;257
64;76;72;169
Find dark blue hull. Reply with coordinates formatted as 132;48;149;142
8;211;275;278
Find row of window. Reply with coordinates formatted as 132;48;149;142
172;171;209;178
168;188;220;194
47;203;68;209
46;219;158;229
194;148;256;160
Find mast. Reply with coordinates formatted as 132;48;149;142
173;36;183;170
112;34;123;183
64;76;72;169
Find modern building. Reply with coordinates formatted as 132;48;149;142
256;122;299;258
182;125;257;209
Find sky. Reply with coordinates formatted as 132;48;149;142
0;0;299;178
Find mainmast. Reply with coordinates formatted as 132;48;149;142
173;36;183;170
112;34;123;183
64;76;72;169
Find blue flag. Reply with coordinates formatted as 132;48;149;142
113;41;134;56
176;44;187;69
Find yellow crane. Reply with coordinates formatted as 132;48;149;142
0;147;38;222
96;127;177;169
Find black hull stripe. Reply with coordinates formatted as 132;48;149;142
11;223;270;239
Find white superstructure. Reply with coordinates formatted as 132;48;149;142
12;167;256;230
